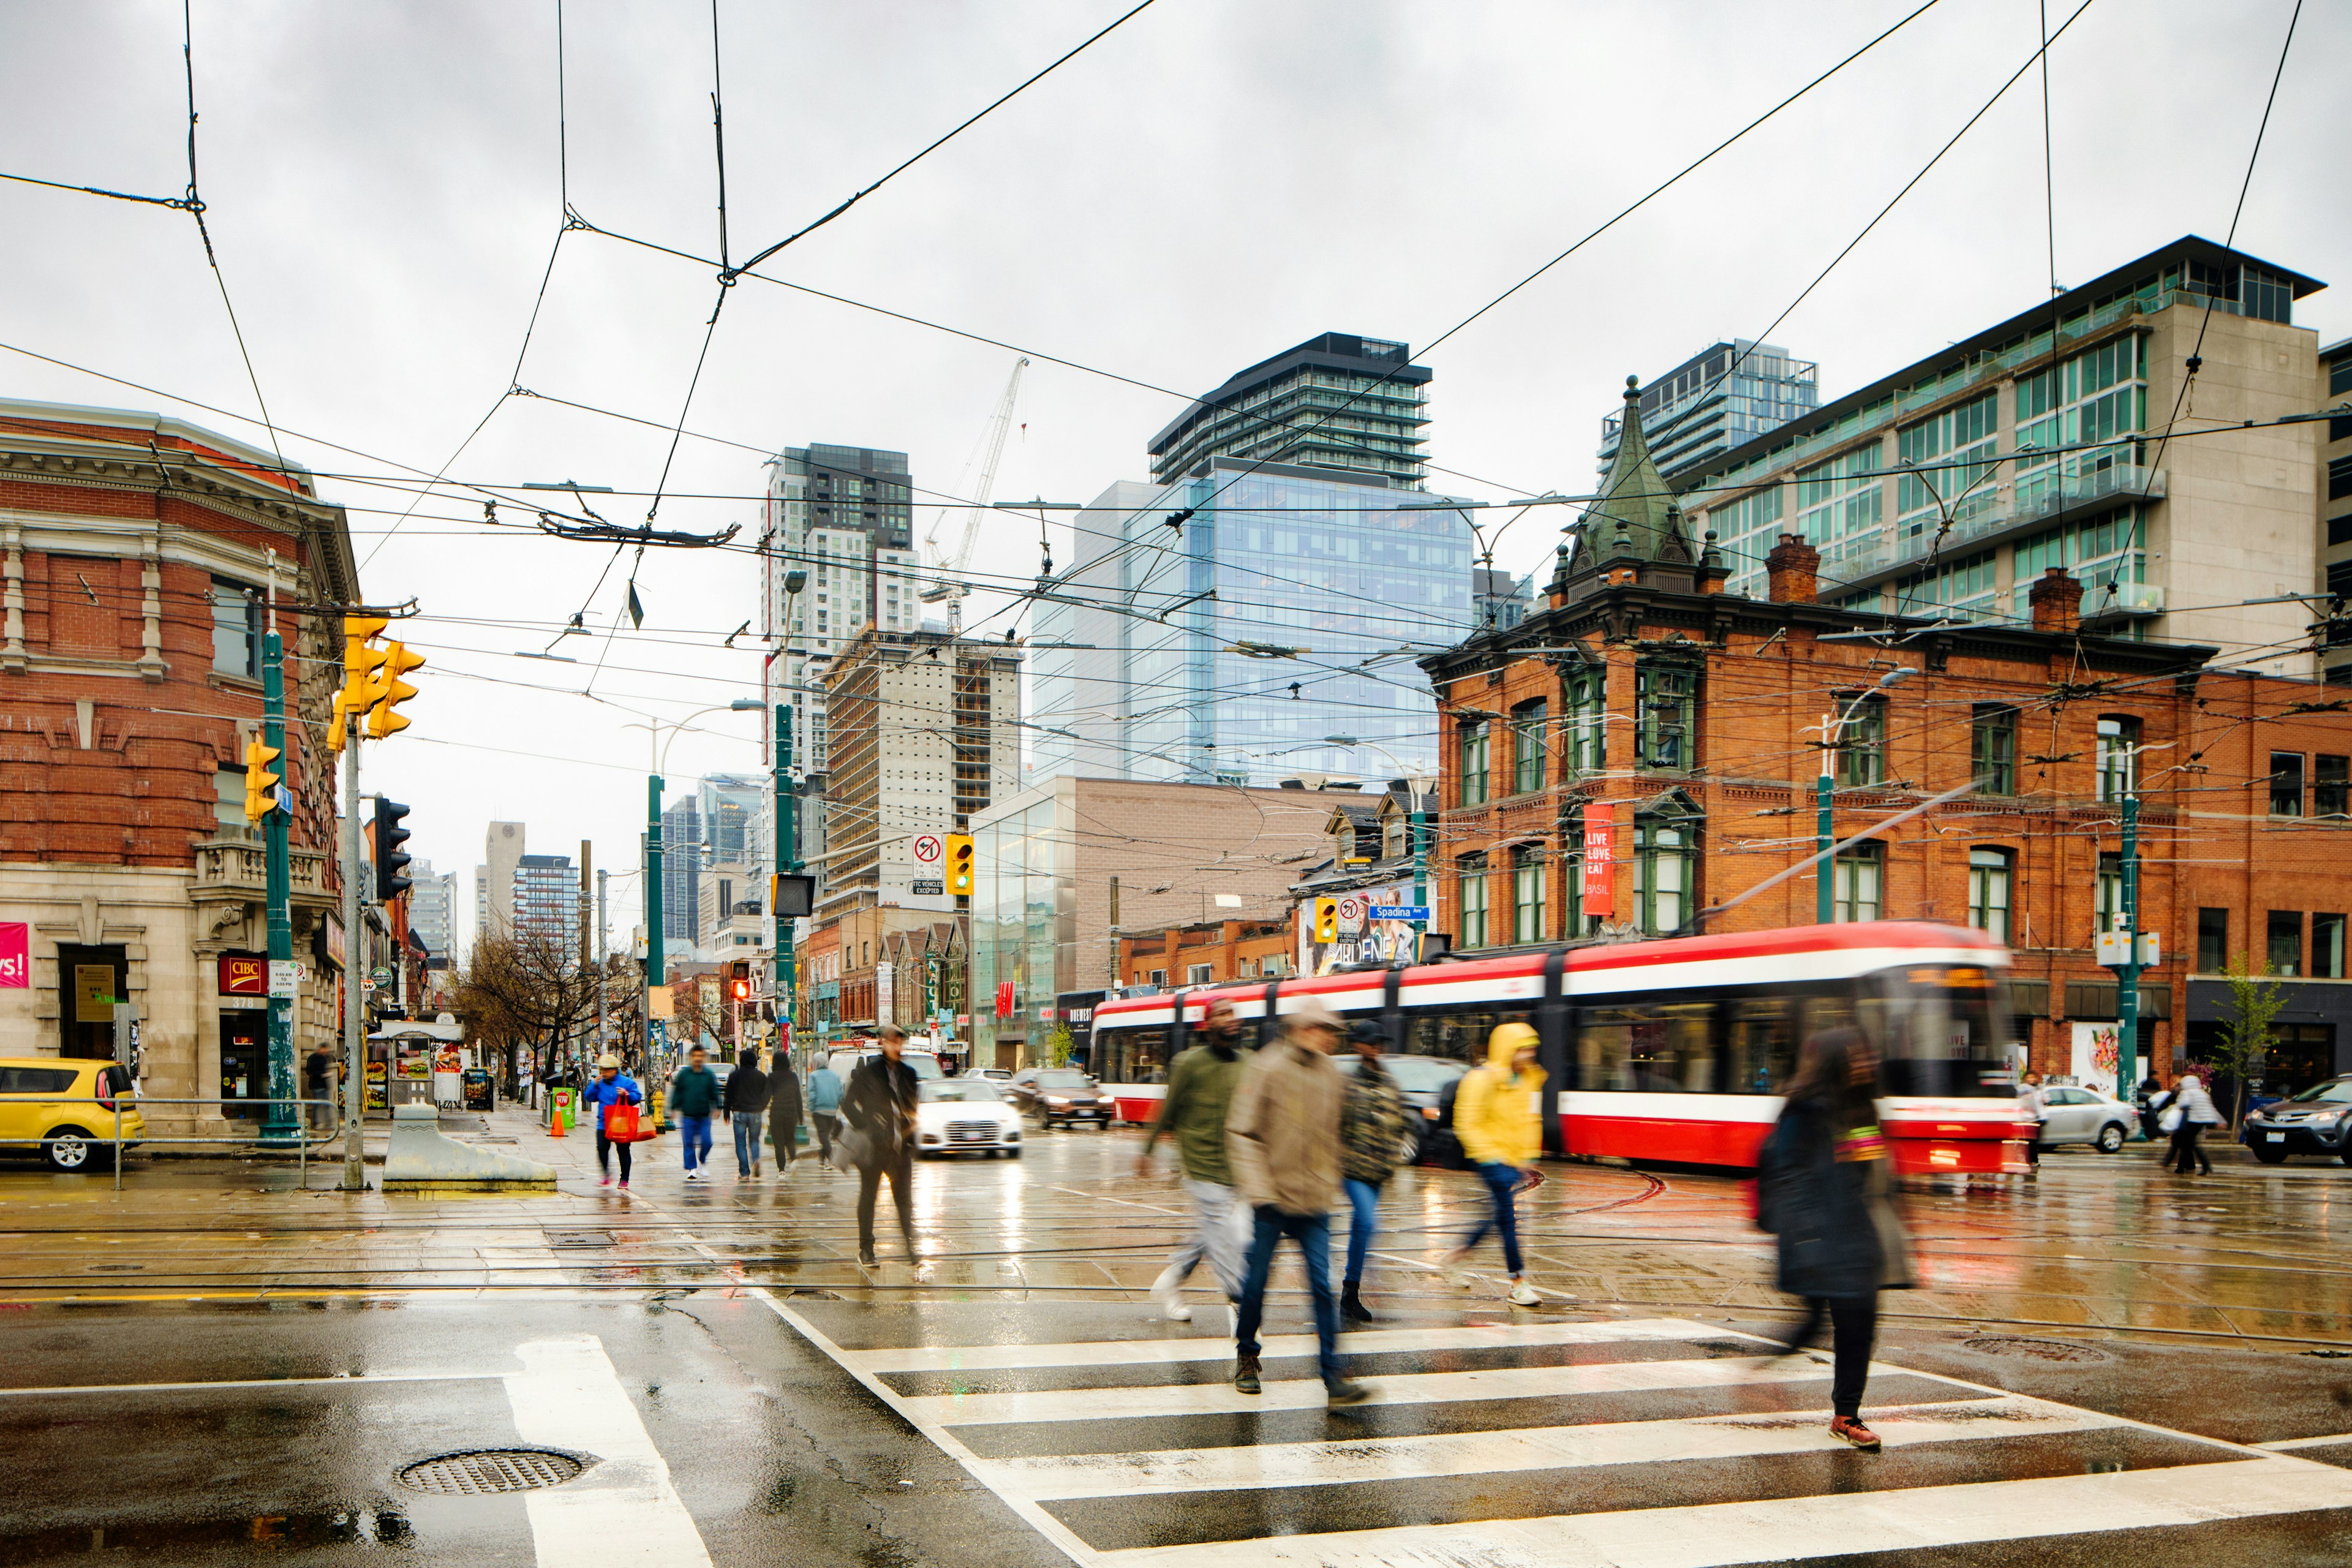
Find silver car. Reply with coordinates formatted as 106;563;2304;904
2033;1086;2135;1153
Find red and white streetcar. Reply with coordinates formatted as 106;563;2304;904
1087;921;2030;1175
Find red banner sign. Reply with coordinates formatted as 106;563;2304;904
0;922;26;989
995;980;1016;1017
1581;802;1615;918
218;952;268;997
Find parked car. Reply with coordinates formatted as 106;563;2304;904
0;1058;145;1173
2244;1076;2352;1165
973;1067;1015;1082
1333;1052;1470;1166
912;1079;1022;1158
1017;1068;1115;1129
2032;1085;2136;1153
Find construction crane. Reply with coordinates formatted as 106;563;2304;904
921;356;1028;634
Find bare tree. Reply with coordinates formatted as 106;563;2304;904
457;928;603;1088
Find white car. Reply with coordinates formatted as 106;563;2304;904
2032;1086;2136;1152
973;1067;1016;1082
913;1079;1023;1158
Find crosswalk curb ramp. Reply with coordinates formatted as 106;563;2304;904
761;1299;2352;1566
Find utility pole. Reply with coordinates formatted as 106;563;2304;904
2114;791;2143;1094
259;573;299;1147
1816;709;1836;926
774;701;797;1061
1410;782;1430;962
639;831;653;1065
1107;876;1120;988
647;775;664;1029
339;709;366;1191
578;839;592;1074
596;866;609;1060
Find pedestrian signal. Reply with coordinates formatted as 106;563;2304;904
945;833;974;895
368;642;426;739
1314;897;1338;944
242;735;281;822
729;977;750;1002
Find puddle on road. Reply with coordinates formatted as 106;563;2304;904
0;1507;414;1561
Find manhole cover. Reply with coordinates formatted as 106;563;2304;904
398;1449;589;1495
1961;1335;2113;1364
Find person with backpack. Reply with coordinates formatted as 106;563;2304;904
808;1058;845;1166
1135;997;1248;1324
669;1045;722;1182
1755;1027;1915;1453
723;1049;772;1180
578;1054;643;1190
1439;1021;1546;1306
1338;1019;1406;1324
769;1050;804;1173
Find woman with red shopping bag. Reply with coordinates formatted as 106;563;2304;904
579;1054;646;1189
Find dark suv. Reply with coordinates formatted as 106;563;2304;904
2244;1076;2352;1164
1023;1068;1114;1129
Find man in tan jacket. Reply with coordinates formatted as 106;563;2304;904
1225;997;1370;1404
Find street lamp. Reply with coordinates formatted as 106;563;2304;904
1325;735;1435;960
774;570;807;1069
1815;667;1913;924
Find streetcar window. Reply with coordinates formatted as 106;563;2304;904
1725;997;1799;1093
1095;1026;1171;1084
1577;1001;1714;1092
1869;967;2011;1097
1401;1003;1534;1066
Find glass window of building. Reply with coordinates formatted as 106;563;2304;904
1458;720;1490;807
2015;334;2147;515
211;578;260;679
2268;911;2304;977
1381;813;1405;860
2271;752;2305;817
1896;391;1999;547
1510;700;1547;796
1636;662;1696;771
1794;441;1883;559
2013;511;2147;613
1833;843;1882;923
1836;696;1887;789
213;764;247;837
1708;483;1784;600
2315;913;2346;979
1457;855;1488;948
2095;717;2139;802
2196;908;2230;972
1635;816;1695;935
2317;756;2349;818
1512;847;1545;944
1564;667;1607;775
1972;705;2017;794
2097;853;2124;934
1968;848;2013;941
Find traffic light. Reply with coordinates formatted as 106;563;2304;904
372;797;413;902
332;615;388;753
1314;897;1339;944
242;734;281;823
946;833;974;895
368;641;426;739
728;961;751;1003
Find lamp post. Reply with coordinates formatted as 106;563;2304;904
774;570;806;1065
1325;736;1434;959
1816;668;1913;925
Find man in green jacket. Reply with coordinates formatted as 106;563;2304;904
670;1045;722;1183
1134;996;1248;1324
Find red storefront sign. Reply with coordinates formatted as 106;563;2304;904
1581;802;1615;917
995;981;1016;1017
0;922;26;989
218;952;268;997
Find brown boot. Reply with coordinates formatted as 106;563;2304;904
1233;1355;1262;1395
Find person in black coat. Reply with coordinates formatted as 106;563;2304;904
842;1027;922;1267
1755;1027;1914;1453
768;1050;804;1173
722;1054;773;1179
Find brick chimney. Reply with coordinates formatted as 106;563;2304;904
1765;533;1820;604
2027;567;2083;633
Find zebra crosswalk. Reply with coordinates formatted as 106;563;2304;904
763;1298;2352;1566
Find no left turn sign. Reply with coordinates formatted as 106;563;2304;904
913;834;943;865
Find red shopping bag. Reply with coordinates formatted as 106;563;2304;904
605;1102;646;1142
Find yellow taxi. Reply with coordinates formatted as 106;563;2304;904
0;1057;145;1172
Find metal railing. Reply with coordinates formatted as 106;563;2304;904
92;1096;347;1191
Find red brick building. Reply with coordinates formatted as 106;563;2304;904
1118;919;1292;990
0;399;357;1130
1420;384;2352;1090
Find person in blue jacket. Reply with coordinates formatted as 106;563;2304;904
807;1058;845;1166
578;1053;643;1189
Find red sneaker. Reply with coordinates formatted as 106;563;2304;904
1829;1415;1881;1452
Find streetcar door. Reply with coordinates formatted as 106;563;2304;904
1538;951;1570;1156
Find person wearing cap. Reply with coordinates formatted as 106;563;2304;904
1442;1020;1546;1306
1225;997;1370;1405
1338;1018;1407;1324
1135;995;1249;1323
578;1054;643;1189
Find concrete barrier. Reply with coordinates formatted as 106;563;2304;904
382;1103;559;1193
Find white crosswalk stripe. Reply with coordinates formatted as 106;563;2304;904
763;1297;2352;1567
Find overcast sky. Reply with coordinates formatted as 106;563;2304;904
4;0;2345;951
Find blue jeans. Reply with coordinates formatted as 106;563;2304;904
1343;1177;1382;1288
1235;1206;1343;1385
1461;1161;1523;1275
680;1114;714;1173
732;1116;761;1172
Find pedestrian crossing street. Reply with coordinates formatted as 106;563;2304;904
766;1298;2352;1566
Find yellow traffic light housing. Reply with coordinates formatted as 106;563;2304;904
1314;897;1339;944
367;642;426;739
945;833;974;895
242;735;281;822
339;614;388;741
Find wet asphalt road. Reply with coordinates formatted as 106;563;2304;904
6;1114;2352;1563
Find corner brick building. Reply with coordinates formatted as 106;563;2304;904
0;399;358;1132
1420;382;2352;1090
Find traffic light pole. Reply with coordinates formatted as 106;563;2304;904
339;710;367;1191
2116;792;2142;1095
647;772;663;1042
260;626;300;1147
774;703;796;1060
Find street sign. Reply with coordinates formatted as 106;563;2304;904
371;966;393;987
1336;894;1366;933
912;834;943;867
1368;905;1430;922
268;960;305;998
911;879;944;895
